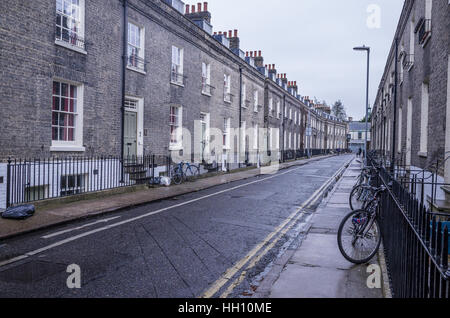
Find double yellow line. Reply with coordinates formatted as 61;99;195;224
200;159;351;298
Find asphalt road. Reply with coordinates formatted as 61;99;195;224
0;155;352;298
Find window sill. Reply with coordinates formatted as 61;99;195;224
170;81;184;88
55;40;87;55
50;145;86;152
169;145;183;151
224;100;232;104
127;66;146;75
418;151;428;158
201;91;212;97
420;33;432;48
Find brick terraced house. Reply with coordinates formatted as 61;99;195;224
371;0;450;208
0;0;348;209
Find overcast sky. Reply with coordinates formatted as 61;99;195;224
201;0;404;120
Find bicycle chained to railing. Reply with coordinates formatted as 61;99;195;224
337;157;389;264
170;161;201;185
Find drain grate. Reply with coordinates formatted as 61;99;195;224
0;260;67;284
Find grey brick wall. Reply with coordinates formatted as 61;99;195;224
0;0;348;163
372;0;449;175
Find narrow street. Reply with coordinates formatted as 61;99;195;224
0;155;352;298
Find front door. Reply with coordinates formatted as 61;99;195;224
124;111;137;157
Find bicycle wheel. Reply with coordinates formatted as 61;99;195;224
183;165;200;182
337;209;381;264
349;185;365;211
172;172;183;185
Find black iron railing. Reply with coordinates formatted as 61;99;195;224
402;54;414;70
55;32;86;50
171;71;185;86
368;154;449;298
127;55;147;72
201;82;214;96
4;155;169;208
224;92;233;103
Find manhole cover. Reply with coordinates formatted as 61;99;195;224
0;260;67;284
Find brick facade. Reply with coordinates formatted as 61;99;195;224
371;0;449;177
0;0;348;162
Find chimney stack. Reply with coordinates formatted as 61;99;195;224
268;64;277;79
229;29;240;51
185;2;211;24
254;50;264;68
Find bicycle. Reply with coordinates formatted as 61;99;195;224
170;161;200;185
337;184;387;264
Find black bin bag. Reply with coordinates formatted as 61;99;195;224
1;205;35;220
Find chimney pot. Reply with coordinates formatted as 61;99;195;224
228;30;232;38
191;5;195;13
272;64;275;69
258;50;261;57
234;29;238;37
204;2;208;12
185;4;190;14
198;3;202;12
218;31;222;35
250;52;253;57
246;51;249;57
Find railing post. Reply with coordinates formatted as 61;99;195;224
6;158;11;208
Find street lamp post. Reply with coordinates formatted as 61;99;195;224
354;45;370;165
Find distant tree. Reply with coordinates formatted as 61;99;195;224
360;113;372;122
331;100;347;120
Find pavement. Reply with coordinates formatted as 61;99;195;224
0;155;335;241
254;157;385;298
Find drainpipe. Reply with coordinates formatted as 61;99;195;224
120;0;128;182
239;67;243;168
391;38;399;174
282;95;286;162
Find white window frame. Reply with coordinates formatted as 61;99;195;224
241;83;247;108
223;118;231;150
268;98;273;116
171;46;184;86
419;83;429;156
169;105;183;150
55;0;86;54
224;74;231;103
201;62;211;95
50;80;85;152
269;127;273;150
253;123;259;150
276;101;281;119
127;22;145;74
253;90;259;112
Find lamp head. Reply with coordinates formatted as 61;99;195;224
353;45;370;52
